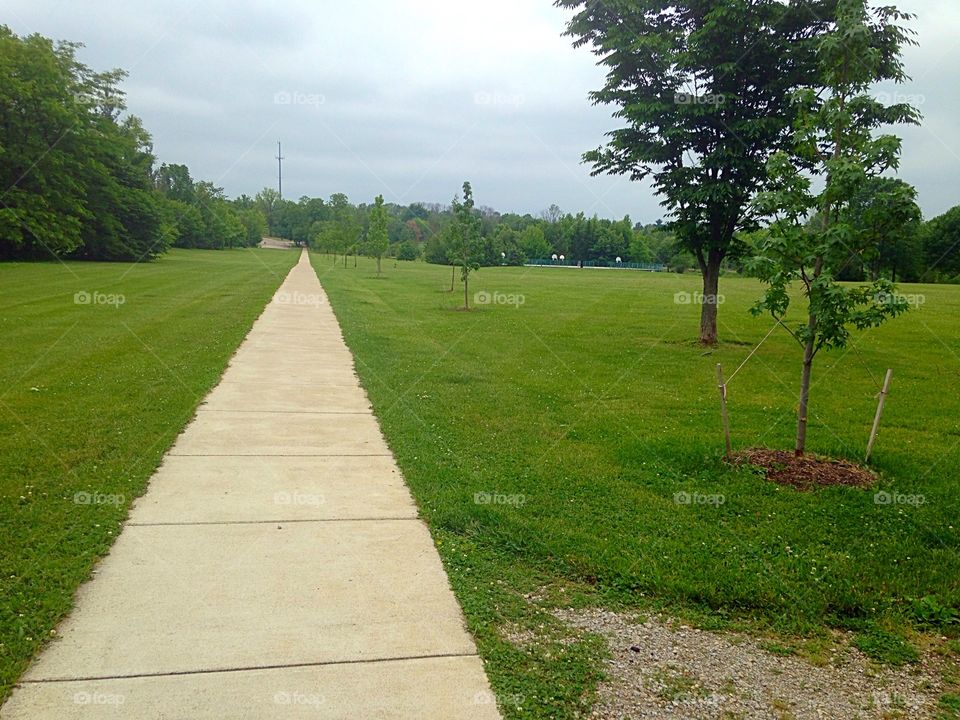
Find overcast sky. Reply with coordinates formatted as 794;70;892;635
6;0;959;221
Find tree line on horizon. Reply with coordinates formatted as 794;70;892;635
266;184;960;286
1;22;958;291
0;23;687;268
272;191;684;269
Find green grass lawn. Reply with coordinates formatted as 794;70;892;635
0;248;297;700
311;253;960;718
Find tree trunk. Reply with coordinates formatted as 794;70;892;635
376;256;381;276
796;314;818;456
698;250;723;345
449;264;455;292
464;272;469;310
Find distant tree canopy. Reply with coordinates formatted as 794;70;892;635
367;194;390;275
153;169;266;250
921;205;960;282
836;178;923;282
301;190;688;270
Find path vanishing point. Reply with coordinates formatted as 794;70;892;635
2;250;502;719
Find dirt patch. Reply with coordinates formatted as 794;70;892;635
735;448;876;490
258;236;296;249
554;608;942;719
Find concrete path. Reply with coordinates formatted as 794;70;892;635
2;251;501;719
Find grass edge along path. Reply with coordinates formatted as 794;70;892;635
310;252;960;719
0;248;299;702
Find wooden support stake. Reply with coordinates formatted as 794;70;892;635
716;363;732;458
865;368;893;463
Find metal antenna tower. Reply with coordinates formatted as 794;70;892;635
276;140;284;200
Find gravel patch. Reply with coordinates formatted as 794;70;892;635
553;608;942;719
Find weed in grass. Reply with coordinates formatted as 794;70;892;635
760;641;797;657
913;596;960;630
853;626;921;666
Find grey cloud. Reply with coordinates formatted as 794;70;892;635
5;0;958;221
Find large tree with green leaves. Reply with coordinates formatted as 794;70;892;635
0;28;92;258
154;163;195;204
309;194;360;266
367;194;390;275
842;177;922;282
519;225;552;260
751;0;919;456
254;188;280;235
0;26;165;261
920;205;960;282
557;0;835;344
448;182;484;310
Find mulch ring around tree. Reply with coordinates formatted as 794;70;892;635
734;448;876;490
